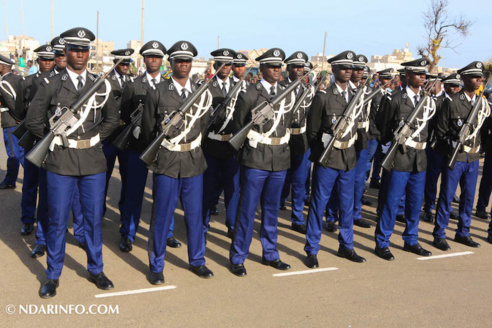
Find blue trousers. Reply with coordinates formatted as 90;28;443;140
102;140;129;217
21;159;39;225
423;147;446;214
120;151;174;242
365;139;378;182
2;127;24;185
305;164;356;254
230;167;287;264
433;161;479;239
377;169;405;219
370;143;382;184
202;154;240;234
375;170;425;248
45;171;105;280
476;152;492;212
149;174;205;273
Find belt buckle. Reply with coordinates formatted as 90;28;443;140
181;143;191;151
292;128;300;135
271;138;281;146
77;139;91;149
221;134;231;141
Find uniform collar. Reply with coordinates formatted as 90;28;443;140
172;77;192;95
260;79;277;94
145;72;161;87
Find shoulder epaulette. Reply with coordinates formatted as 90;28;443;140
319;90;326;94
44;78;50;84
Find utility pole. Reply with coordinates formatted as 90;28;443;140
20;0;25;49
51;0;54;39
3;1;8;41
139;0;144;73
96;10;100;73
217;35;219;49
322;31;327;71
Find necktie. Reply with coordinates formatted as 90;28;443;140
221;81;227;97
181;89;187;100
151;78;157;87
270;85;276;101
120;75;125;87
77;76;84;90
414;95;419;107
341;91;347;104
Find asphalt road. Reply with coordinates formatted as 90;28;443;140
1;138;491;327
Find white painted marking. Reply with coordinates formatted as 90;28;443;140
417;251;474;261
95;285;177;298
272;267;339;277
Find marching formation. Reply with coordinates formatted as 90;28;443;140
0;27;490;299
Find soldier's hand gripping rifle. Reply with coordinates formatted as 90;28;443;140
112;103;144;151
362;77;395;107
381;79;438;171
25;59;122;167
448;89;490;169
139;64;225;166
227;70;311;152
208;66;253;130
317;77;370;165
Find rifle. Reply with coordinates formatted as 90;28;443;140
25;59;123;167
317;77;371;165
448;90;486;169
208;66;253;130
362;77;395;107
228;70;311;152
381;79;438;171
139;64;225;165
112;103;143;151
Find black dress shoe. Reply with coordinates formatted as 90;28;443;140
210;205;219;216
433;238;451;251
279;204;287;210
454;235;481;248
166;236;182;248
31;244;47;258
354;218;372;228
262;258;291;270
190;265;214;278
475;210;489;220
305;254;319;268
396;215;406;223
230;263;247;277
487;233;492;244
449;211;459;220
421;211;434;223
369;181;380;189
88;272;114;290
375;246;395;261
325;221;338;232
362;198;373;206
119;236;133;252
149;271;164;285
403;243;432;256
0;181;15;189
39;279;59;299
337;247;366;263
291;223;307;234
21;223;33;235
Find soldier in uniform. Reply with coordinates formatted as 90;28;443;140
421;73;461;223
374;58;435;261
0;55;25;190
304;51;366;269
142;41;214;284
102;48;134;218
475;112;492;220
232;52;247;82
433;61;489;250
202;48;241;238
119;41;181;252
26;27;119;298
229;48;295;277
278;51;313;234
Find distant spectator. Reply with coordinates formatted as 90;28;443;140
9;52;13;61
205;68;213;81
15;49;19;60
19;55;25;68
27;60;37;75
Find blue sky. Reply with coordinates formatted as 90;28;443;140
3;0;490;68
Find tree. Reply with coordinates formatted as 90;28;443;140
417;0;473;73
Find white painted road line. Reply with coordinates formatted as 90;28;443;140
95;285;177;298
273;267;339;277
417;251;474;261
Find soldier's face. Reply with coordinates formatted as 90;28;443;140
116;62;130;76
38;59;55;73
55;54;67;69
334;67;352;83
406;72;425;88
232;65;246;79
215;62;232;80
463;76;482;91
351;69;364;83
144;55;163;74
445;85;461;95
65;48;89;71
287;64;304;81
171;59;192;79
260;65;282;83
380;77;392;87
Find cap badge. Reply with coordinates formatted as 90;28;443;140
152;42;158;49
77;30;86;38
125;51;130;56
224;50;229;56
421;61;426;66
476;62;482;69
347;52;353;59
456;74;460;79
297;53;303;59
46;46;52;52
181;43;189;50
359;56;364;62
59;38;65;45
273;50;280;57
237;54;242;58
